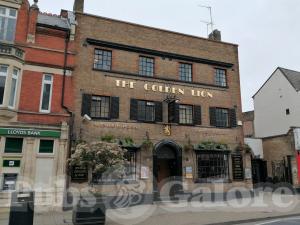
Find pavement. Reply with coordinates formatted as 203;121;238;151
1;192;300;225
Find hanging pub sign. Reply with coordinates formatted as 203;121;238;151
71;166;88;182
232;154;244;181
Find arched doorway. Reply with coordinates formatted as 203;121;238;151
153;140;183;200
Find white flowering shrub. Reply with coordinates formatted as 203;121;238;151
69;141;127;175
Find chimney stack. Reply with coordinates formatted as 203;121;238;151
73;0;84;13
27;0;39;43
208;29;221;41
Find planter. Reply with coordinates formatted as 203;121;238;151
72;194;106;225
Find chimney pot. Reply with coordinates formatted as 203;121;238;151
209;29;222;41
73;0;84;13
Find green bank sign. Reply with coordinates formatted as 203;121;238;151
0;128;61;138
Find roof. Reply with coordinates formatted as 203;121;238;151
279;67;300;91
37;13;70;30
77;12;238;47
253;67;300;98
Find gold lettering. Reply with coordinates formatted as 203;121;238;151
191;90;196;96
200;91;207;97
116;80;121;87
158;86;164;92
207;92;213;98
165;86;171;93
171;87;176;94
178;88;185;95
144;84;150;91
152;85;158;92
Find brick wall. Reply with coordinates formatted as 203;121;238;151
73;13;244;148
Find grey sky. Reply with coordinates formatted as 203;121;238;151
32;0;300;112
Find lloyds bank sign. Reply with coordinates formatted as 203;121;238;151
0;128;61;138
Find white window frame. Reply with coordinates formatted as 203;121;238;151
8;67;19;109
0;65;8;106
39;74;53;113
0;6;18;42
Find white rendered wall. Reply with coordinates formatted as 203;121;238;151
244;138;263;158
254;69;300;138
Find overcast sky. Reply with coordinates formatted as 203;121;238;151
32;0;300;112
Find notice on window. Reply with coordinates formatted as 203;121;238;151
141;166;149;179
185;166;193;179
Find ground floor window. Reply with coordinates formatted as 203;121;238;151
2;174;17;191
92;150;136;183
4;138;23;153
196;152;229;182
39;140;54;154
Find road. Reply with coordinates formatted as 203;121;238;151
239;217;300;225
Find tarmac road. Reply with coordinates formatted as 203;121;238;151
238;217;300;225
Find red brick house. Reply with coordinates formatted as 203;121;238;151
0;0;75;206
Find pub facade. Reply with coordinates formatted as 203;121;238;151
70;0;252;202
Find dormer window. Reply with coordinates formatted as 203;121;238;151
0;6;17;42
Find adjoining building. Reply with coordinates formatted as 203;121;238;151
70;0;252;202
253;67;300;188
0;0;75;207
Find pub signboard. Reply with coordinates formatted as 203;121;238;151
71;166;88;182
232;154;244;181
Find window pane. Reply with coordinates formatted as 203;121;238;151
94;49;112;70
0;7;17;42
179;63;192;82
5;138;23;153
215;108;229;127
137;100;155;122
90;96;110;119
197;152;229;182
0;76;6;105
179;105;193;124
8;76;17;107
215;69;227;87
39;140;54;153
41;83;51;111
2;174;17;191
139;57;154;77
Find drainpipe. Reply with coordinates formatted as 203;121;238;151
62;30;74;195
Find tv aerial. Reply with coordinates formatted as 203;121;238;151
198;4;214;36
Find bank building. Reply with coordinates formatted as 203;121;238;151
70;0;252;202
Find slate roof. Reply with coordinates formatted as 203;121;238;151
37;13;70;30
279;67;300;91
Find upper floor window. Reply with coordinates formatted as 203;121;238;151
179;105;193;125
94;49;112;71
139;56;154;77
0;65;8;105
179;63;192;82
0;6;17;42
91;96;110;119
137;100;155;122
8;68;19;108
40;74;53;113
39;140;54;154
81;94;119;120
215;69;227;87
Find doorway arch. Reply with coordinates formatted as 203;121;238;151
153;140;183;199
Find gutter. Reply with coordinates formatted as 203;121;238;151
62;30;74;192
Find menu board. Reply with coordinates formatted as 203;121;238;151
232;154;244;181
71;166;88;182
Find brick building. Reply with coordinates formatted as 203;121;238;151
0;0;75;205
70;0;252;202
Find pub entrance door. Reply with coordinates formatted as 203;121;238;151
153;141;182;200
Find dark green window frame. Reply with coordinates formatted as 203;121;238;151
4;138;23;153
39;140;54;154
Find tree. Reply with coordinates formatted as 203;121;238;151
69;141;127;180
